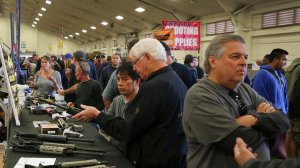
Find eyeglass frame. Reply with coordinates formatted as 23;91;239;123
131;53;145;66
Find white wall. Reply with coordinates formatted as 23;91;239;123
0;16;81;56
197;0;300;66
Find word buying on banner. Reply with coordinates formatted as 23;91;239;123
152;29;175;47
162;20;200;50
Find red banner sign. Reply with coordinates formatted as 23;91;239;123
162;20;200;50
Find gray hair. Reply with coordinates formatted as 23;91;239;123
129;38;167;62
76;61;90;75
204;34;245;74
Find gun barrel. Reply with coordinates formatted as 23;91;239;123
67;137;95;143
43;142;104;152
36;98;68;110
59;159;103;168
63;148;104;157
36;98;82;115
66;107;82;115
76;146;106;153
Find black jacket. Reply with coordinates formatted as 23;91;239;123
96;66;188;168
243;159;300;168
171;62;197;88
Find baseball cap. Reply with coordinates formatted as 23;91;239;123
65;53;73;59
73;51;86;61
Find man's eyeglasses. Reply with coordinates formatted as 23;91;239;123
131;54;144;66
229;91;248;116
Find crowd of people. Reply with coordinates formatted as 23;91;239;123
17;35;300;168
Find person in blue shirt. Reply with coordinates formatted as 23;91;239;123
252;48;288;114
252;48;289;159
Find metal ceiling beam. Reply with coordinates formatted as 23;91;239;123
138;0;180;20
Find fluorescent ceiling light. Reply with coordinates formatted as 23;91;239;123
64;36;68;39
90;26;96;30
69;35;74;37
46;0;52;5
38;13;43;17
115;15;124;20
32;24;36;27
82;29;87;33
35;18;40;21
75;32;80;35
101;21;108;25
41;7;46;11
33;21;37;24
135;7;145;13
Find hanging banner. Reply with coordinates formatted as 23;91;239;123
152;28;175;47
57;37;63;49
162;20;200;50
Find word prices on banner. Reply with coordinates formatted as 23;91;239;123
162;20;200;50
152;29;175;47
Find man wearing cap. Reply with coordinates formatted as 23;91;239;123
23;59;36;76
73;38;188;168
160;41;197;88
58;51;88;97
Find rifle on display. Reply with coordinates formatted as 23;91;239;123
18;138;106;153
11;141;104;157
34;97;82;115
15;130;95;143
24;159;115;168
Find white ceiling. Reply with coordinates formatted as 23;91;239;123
0;0;294;42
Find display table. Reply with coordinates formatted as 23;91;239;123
5;109;134;168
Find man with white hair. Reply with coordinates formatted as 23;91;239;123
73;38;188;168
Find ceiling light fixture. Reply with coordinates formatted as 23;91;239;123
75;32;80;35
90;26;96;30
69;35;74;37
38;13;43;17
115;15;124;20
32;24;36;27
41;7;46;11
33;21;37;24
45;0;52;5
35;18;40;21
64;36;68;39
82;29;87;33
135;7;145;13
101;21;108;25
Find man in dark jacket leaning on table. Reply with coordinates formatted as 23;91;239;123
73;38;188;168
